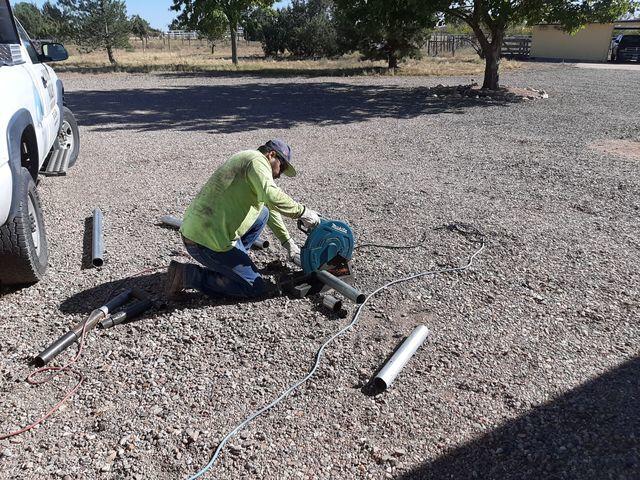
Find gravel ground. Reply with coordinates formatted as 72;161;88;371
1;63;639;479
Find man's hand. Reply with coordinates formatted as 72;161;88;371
300;208;321;230
283;239;300;262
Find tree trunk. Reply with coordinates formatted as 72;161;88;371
107;44;116;65
482;40;502;90
388;53;398;70
230;22;238;65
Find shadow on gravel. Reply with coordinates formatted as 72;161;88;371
398;356;640;480
67;82;516;134
59;270;344;323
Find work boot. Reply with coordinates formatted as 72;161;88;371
165;260;186;300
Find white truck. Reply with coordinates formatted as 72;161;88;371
0;0;79;285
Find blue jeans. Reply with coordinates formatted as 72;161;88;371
183;207;269;298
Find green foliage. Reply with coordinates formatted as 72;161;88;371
246;1;339;58
261;10;287;56
13;2;49;38
241;5;275;42
171;0;273;64
42;1;74;40
282;0;339;58
130;14;151;42
198;9;228;52
334;0;438;69
59;0;131;64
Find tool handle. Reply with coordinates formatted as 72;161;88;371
297;219;310;235
104;288;133;312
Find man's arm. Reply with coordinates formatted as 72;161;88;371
267;210;291;244
247;158;305;219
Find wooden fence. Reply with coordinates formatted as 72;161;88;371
425;33;532;59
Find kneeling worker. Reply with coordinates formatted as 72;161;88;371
165;139;320;299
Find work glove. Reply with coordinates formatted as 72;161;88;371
299;207;321;230
283;239;300;262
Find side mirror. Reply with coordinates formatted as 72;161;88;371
40;43;69;62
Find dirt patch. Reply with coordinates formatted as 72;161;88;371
589;139;640;161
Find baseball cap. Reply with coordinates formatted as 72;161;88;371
265;139;296;177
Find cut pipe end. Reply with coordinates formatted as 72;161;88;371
371;377;388;392
33;356;46;368
92;258;104;267
355;293;367;304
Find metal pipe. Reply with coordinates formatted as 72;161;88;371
91;208;104;267
35;289;133;366
159;215;182;229
252;238;270;250
99;298;152;329
321;293;342;312
373;325;430;391
315;270;366;304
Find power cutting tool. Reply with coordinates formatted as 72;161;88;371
285;218;365;304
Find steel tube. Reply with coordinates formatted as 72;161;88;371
91;208;104;267
34;331;78;367
252;238;270;250
99;298;152;329
159;215;182;229
315;270;366;304
373;325;430;391
321;294;342;312
35;290;132;366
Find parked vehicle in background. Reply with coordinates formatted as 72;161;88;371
0;0;79;285
611;34;640;62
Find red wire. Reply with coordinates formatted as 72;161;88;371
0;317;90;440
0;265;166;440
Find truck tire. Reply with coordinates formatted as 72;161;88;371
0;168;49;285
59;106;80;168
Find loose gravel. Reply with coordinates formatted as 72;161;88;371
1;63;639;479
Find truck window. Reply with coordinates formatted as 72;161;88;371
0;1;19;44
620;35;640;47
15;20;39;63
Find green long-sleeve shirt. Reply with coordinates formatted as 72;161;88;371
180;150;304;252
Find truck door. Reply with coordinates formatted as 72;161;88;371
15;20;58;163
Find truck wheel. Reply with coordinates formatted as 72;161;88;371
59;106;80;168
0;168;49;285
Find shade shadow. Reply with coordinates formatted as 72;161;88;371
67;82;516;135
398;356;640;480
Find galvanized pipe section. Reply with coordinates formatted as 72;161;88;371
35;289;133;366
373;325;430;391
252;238;270;250
159;215;182;229
321;293;342;312
315;270;366;304
91;208;104;267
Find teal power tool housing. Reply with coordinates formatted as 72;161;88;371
286;218;365;304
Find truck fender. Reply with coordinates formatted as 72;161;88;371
6;108;37;219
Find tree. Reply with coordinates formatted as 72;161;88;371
130;14;151;51
241;5;274;42
42;1;74;40
171;0;273;65
13;2;49;38
334;0;437;69
282;0;339;58
441;0;639;90
59;0;131;65
197;9;228;53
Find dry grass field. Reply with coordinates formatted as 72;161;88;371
57;37;524;76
